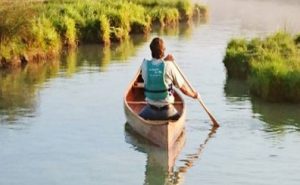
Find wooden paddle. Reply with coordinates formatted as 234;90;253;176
173;61;220;127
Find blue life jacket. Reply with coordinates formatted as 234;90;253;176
144;59;171;100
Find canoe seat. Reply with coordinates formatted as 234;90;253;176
174;101;183;104
133;82;144;88
127;101;147;104
127;101;183;104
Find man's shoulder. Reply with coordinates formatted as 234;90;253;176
142;58;149;66
164;61;176;71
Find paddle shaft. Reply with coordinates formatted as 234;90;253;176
173;61;220;127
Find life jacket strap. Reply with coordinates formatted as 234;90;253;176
144;87;172;93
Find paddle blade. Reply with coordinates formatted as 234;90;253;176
197;97;220;127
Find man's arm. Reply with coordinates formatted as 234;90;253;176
180;83;199;99
164;53;199;99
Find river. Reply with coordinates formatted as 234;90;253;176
1;0;300;184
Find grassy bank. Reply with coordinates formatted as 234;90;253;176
0;0;207;68
223;32;300;102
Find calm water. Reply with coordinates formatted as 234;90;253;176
1;0;300;184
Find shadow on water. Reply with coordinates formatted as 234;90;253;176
0;61;60;124
224;77;300;132
60;35;149;74
124;123;218;185
251;98;300;133
223;78;250;102
0;36;149;124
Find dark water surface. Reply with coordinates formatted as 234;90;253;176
1;0;300;184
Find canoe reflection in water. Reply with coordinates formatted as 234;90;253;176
125;123;218;185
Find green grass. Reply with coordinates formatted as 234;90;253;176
148;7;179;26
0;0;206;66
223;32;300;102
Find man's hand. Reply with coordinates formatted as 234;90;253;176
193;92;200;99
164;54;174;61
180;84;200;99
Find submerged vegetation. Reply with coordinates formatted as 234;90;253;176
223;32;300;102
0;0;207;68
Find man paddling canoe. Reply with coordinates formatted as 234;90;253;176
139;37;199;120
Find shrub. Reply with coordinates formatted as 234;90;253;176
223;39;250;79
61;16;77;47
0;0;206;65
29;16;60;51
223;32;300;102
176;0;193;21
149;7;179;26
99;15;110;45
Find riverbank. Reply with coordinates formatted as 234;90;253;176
223;32;300;103
0;0;207;68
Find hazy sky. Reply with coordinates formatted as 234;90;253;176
195;0;300;33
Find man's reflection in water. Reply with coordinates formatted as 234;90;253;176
125;123;218;185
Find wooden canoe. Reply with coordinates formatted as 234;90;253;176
123;71;186;149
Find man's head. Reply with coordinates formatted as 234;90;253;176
150;37;165;59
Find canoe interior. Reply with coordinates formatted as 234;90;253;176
125;74;184;117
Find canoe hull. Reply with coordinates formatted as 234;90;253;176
124;72;186;149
